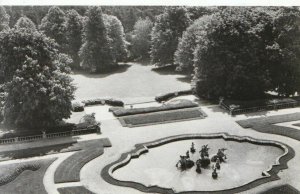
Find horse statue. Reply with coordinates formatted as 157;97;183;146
211;148;227;162
176;155;194;170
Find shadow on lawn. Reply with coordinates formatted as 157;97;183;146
151;65;183;75
73;63;132;78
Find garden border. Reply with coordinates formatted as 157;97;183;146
101;133;294;194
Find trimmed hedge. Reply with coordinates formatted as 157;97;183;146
155;89;193;102
112;100;198;117
82;98;124;107
71;101;84;112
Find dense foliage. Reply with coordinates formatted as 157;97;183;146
65;9;83;69
103;14;128;63
79;7;114;72
130;17;153;60
193;7;300;100
150;7;191;66
0;28;75;129
14;16;36;31
39;6;67;51
0;6;10;31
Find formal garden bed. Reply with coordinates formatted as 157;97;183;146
118;108;207;127
0;158;56;194
54;138;111;183
111;99;198;117
220;97;299;115
102;133;293;194
237;112;300;142
58;186;95;194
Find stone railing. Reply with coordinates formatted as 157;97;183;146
0;125;100;145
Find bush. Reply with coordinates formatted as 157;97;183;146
82;98;124;107
72;101;84;112
112;99;198;117
155;89;193;102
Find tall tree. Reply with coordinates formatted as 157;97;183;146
0;6;10;31
79;7;114;72
103;14;128;63
131;17;153;60
39;6;67;51
174;15;212;72
14;16;36;31
150;7;191;66
65;9;83;69
193;7;300;100
0;28;75;129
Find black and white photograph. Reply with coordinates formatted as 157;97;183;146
0;1;300;194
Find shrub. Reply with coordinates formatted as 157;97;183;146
155;89;193;102
72;101;84;112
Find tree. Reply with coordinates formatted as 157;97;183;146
193;7;300;100
14;16;36;31
131;17;153;60
174;15;212;72
65;9;83;69
150;7;191;66
0;6;10;31
39;6;67;51
79;7;114;72
0;28;59;83
193;7;273;100
0;28;75;129
103;14;128;63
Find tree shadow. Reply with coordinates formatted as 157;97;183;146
177;76;192;83
72;63;132;78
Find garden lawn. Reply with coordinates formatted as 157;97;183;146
0;158;56;194
71;63;190;104
119;108;206;127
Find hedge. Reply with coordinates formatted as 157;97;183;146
112;100;198;117
81;98;124;107
155;89;193;102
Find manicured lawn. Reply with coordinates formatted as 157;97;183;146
0;141;79;162
119;108;206;127
54;139;111;183
0;158;56;194
71;63;190;103
58;186;95;194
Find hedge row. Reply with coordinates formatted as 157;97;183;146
0;163;40;186
155;89;193;102
112;100;198;117
72;98;124;112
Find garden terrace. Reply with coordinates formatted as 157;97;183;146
111;99;198;117
220;98;299;115
118;108;207;127
102;133;293;194
0;158;56;194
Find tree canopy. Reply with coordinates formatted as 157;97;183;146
0;28;75;129
65;9;83;69
0;6;10;31
131;17;153;60
79;7;114;72
39;6;67;51
150;7;191;66
15;16;37;31
192;7;300;100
